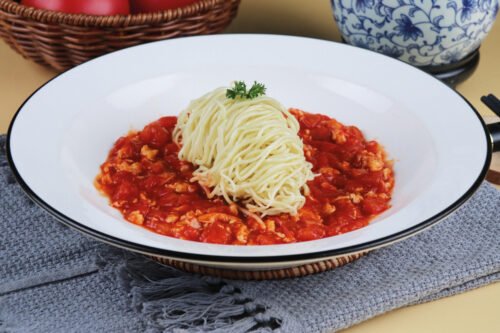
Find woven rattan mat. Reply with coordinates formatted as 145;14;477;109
150;253;366;280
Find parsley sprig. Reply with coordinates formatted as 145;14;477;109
226;81;266;100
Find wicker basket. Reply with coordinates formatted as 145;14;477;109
0;0;240;71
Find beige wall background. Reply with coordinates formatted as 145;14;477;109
0;0;499;332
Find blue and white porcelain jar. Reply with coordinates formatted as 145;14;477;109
330;0;498;66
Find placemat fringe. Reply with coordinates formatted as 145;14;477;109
115;254;283;332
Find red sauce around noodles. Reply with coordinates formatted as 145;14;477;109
95;109;394;245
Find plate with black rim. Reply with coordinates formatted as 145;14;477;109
7;34;495;270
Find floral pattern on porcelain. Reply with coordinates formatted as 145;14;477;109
331;0;499;66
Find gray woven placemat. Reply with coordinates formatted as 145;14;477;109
1;134;499;333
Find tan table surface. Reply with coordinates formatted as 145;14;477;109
0;0;499;332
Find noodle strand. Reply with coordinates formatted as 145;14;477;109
173;87;315;216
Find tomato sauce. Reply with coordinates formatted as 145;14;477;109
95;109;394;245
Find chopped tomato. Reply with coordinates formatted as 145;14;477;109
297;225;326;241
140;123;170;148
361;197;389;215
200;222;232;244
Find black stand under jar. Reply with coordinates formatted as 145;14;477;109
419;49;480;88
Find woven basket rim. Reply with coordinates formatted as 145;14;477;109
0;0;230;27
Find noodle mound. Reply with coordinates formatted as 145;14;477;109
173;87;315;216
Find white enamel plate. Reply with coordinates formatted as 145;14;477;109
7;35;494;270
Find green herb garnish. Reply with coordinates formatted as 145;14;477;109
226;81;266;100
